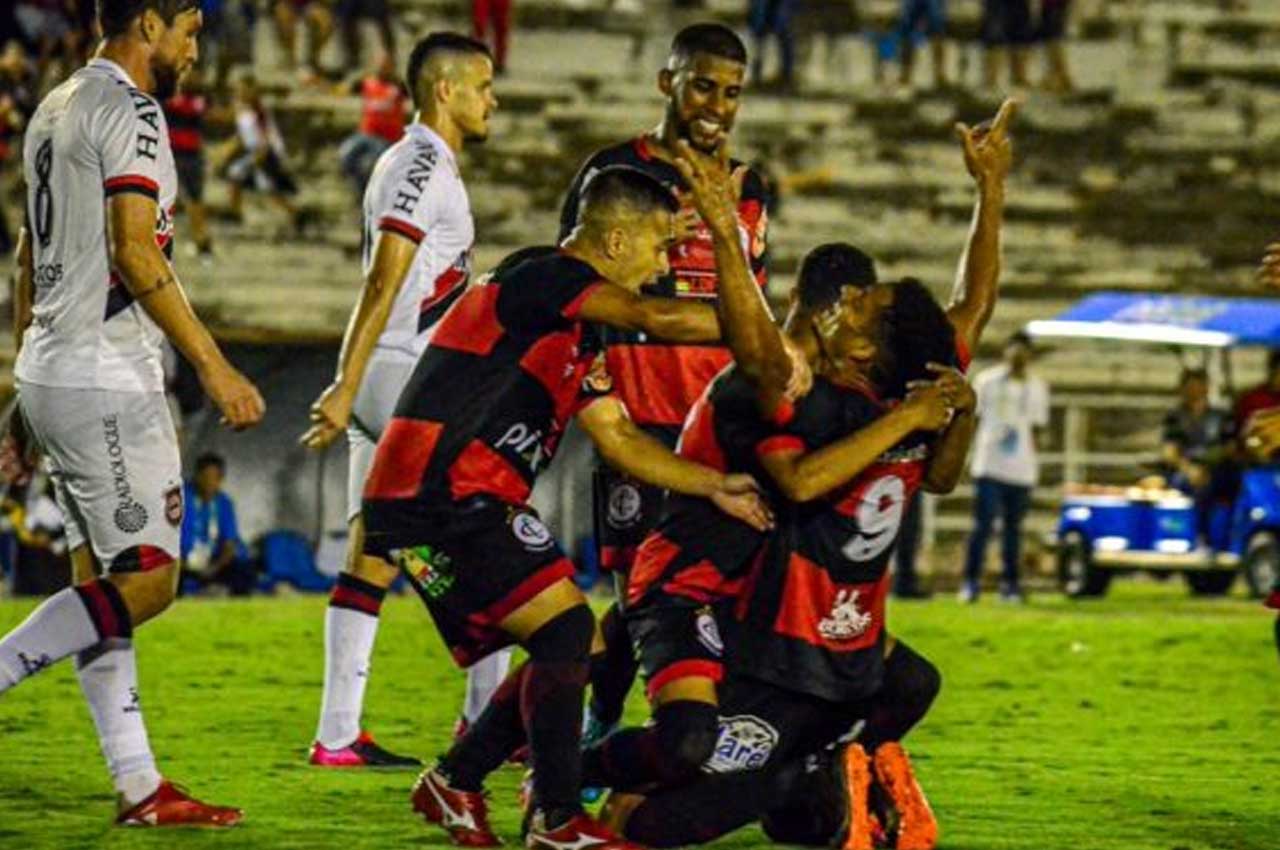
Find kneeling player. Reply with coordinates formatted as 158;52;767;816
362;164;786;848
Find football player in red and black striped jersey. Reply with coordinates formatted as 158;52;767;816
368;162;796;848
557;21;775;749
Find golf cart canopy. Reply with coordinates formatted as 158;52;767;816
1025;292;1280;348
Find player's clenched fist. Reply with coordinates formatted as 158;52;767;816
1257;242;1280;290
300;381;357;450
200;360;266;430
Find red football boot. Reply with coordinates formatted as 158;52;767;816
872;742;938;850
115;780;243;828
411;768;502;847
525;811;645;850
309;730;421;768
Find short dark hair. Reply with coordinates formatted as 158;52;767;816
795;243;877;312
1007;330;1033;350
405;32;491;108
577;166;678;227
97;0;199;38
1179;367;1208;388
670;23;748;66
195;452;226;474
878;278;959;400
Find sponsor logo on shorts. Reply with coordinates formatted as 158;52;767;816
704;715;779;774
164;485;183;527
103;415;149;534
817;588;873;642
510;512;554;552
394;545;455;599
695;607;723;656
606;482;642;529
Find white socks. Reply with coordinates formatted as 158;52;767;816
75;639;162;806
0;586;105;692
317;606;380;749
463;648;514;725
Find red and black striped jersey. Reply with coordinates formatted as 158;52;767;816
732;388;936;704
362;250;611;524
628;371;852;611
559;137;769;436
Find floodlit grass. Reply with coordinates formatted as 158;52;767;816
0;580;1276;849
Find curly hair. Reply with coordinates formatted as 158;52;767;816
875;277;959;400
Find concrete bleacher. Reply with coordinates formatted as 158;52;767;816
8;0;1280;580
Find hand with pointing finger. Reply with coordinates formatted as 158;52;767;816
957;98;1018;189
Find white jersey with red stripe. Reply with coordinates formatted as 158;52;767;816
362;122;474;362
17;58;176;394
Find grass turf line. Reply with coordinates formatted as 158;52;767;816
0;581;1276;849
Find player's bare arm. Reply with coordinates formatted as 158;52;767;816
107;193;264;429
759;384;955;503
577;396;774;532
13;224;32;351
916;364;977;493
576;284;721;343
300;230;418;449
673;140;797;404
947;98;1017;352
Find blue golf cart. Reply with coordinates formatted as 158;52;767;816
1026;293;1280;598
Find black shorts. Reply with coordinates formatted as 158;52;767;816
981;0;1033;46
1037;0;1069;42
628;602;729;701
705;673;867;775
364;496;575;667
593;464;667;578
174;150;205;202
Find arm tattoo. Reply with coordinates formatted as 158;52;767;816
133;274;175;300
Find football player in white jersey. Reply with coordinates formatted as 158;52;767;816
2;0;264;828
300;32;504;767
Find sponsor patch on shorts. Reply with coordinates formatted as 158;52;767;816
510;511;554;552
607;481;642;529
704;714;779;774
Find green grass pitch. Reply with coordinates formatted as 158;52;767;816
0;581;1276;849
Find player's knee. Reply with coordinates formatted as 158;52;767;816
113;558;179;623
524;603;594;665
654;700;719;778
889;642;941;712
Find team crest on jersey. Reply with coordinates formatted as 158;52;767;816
705;715;779;773
817;589;873;642
695;607;723;656
606;482;642;528
510;512;554;552
163;486;183;527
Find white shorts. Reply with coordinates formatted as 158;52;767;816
18;382;182;574
346;356;415;522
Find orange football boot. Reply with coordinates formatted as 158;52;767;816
836;743;877;850
872;742;938;850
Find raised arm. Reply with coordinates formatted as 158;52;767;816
947;99;1016;353
107;194;263;429
672;142;793;399
576;284;721;343
576;396;773;532
301;231;418;449
760;386;954;503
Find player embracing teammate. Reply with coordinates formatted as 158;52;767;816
1;0;264;827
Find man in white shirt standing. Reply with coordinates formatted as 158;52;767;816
299;31;504;768
960;331;1049;602
3;0;264;826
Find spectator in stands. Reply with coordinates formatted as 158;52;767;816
960;331;1050;603
981;0;1031;89
0;40;36;256
1236;350;1280;464
181;453;255;596
337;52;406;204
1038;0;1073;92
221;73;302;233
338;0;396;71
894;0;949;89
12;0;77;80
748;0;798;89
200;0;256;95
165;67;215;259
273;0;334;82
1161;367;1236;546
471;0;511;74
